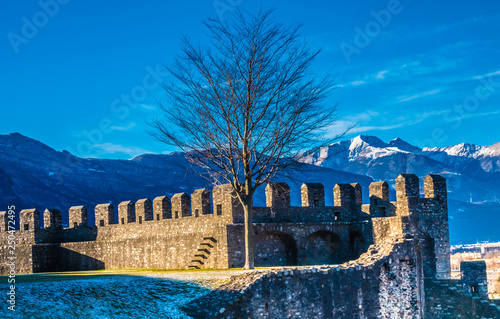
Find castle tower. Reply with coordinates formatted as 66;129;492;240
422;174;451;279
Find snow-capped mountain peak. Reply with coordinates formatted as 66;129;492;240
388;137;422;153
424;142;500;159
302;135;500;204
424;143;481;157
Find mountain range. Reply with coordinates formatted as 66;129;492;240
0;132;498;244
301;135;500;203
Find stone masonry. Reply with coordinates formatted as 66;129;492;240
1;173;498;318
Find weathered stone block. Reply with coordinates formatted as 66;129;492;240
265;183;290;208
118;201;135;224
172;193;190;218
212;184;243;222
369;181;390;217
191;188;211;216
20;208;40;232
334;184;354;208
301;183;325;207
396;174;419;199
69;206;87;228
95;204;114;227
424;174;447;202
0;211;7;231
153;196;171;220
369;181;389;202
136;198;153;223
43;209;62;229
350;183;363;207
461;261;488;298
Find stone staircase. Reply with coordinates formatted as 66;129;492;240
188;237;217;269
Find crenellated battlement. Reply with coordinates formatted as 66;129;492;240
43;208;62;230
1;174;448;237
265;183;291;208
20;208;40;232
95;203;113;227
118;200;135;224
135;198;153;223
171;192;191;218
301;183;325;207
0;173;450;281
68;206;87;228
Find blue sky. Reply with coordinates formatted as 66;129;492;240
1;0;499;159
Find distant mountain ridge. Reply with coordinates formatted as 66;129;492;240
0;132;498;244
301;135;500;203
0;132;372;220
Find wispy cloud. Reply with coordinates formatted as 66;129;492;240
140;104;156;110
452;110;500;122
397;89;441;102
331;110;447;136
337;41;481;90
375;70;389;80
349;123;407;134
339;70;390;87
350;80;365;86
328;111;378;136
93;143;152;157
473;69;500;80
111;122;137;131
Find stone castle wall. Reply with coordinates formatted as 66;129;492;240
4;173;496;318
425;275;500;318
0;174;450;277
184;231;424;318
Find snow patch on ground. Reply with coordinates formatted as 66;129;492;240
0;275;212;319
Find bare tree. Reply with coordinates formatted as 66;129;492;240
151;9;346;269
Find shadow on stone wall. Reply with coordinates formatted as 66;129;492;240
255;231;297;267
57;246;105;271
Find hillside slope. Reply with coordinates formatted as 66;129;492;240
1;133;498;244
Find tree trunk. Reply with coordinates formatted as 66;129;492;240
242;195;254;269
